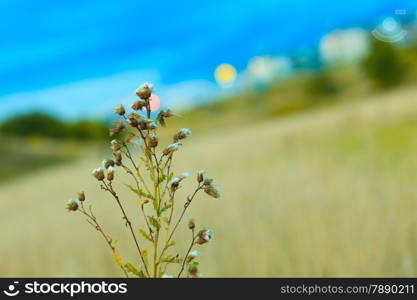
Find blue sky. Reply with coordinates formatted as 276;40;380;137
0;0;416;120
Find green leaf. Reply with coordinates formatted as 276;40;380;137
161;256;183;264
124;263;141;277
188;261;199;268
148;216;160;230
160;204;172;214
159;173;166;183
166;240;176;249
161;256;175;263
141;249;149;268
139;229;153;242
138;270;146;278
125;184;154;200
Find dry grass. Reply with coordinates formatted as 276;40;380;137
2;86;417;277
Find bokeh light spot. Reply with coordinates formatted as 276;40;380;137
214;63;237;84
149;94;161;112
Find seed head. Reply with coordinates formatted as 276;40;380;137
163;143;181;156
113;151;122;165
114;104;125;115
203;178;213;186
107;166;115;181
132;100;147;111
197;170;205;183
114;120;125;130
102;159;115;169
138;118;150;130
92;167;105;181
135;82;153;99
66;198;79;211
187;250;200;262
170;177;180;193
156;109;174;127
110;140;122;151
204;184;221;198
196;229;214;245
128;112;141;120
109;128;122;137
147;121;158;130
188;218;195;230
124;132;140;146
146;133;159;148
77;191;85;202
173;128;191;142
127;117;139;128
188;265;199;278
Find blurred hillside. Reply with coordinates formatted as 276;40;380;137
2;84;417;276
167;35;417;133
2;35;417;182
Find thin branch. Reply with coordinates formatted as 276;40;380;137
101;181;150;277
157;183;203;264
78;204;129;278
121;163;154;240
178;229;196;278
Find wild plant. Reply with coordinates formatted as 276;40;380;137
66;83;220;278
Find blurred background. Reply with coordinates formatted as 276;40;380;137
2;0;417;277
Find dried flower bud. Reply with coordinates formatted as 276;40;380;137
132;100;147;110
109;128;121;137
187;250;200;262
127;117;139;127
197;170;205;183
102;159;115;169
77;191;85;202
188;265;199;278
173;128;191;141
138;119;157;130
114;120;125;130
127;112;140;120
135;82;153;99
160;109;174;118
113;151;122;165
146;133;158;148
204;184;221;198
157;109;174;127
92;167;105;181
124;132;140;145
170;177;180;193
147;121;158;130
107;166;115;181
66;198;79;211
196;229;214;245
188;219;195;230
203;178;213;186
110;140;122;151
114;104;125;115
163;143;181;156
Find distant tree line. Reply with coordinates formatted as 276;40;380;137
0;113;108;140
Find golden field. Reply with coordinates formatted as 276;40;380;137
2;86;417;277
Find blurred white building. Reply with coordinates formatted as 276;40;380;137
319;28;369;64
243;55;293;87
